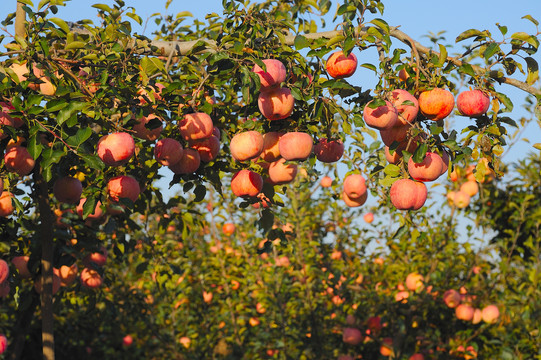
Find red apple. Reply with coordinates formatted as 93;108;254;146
258;87;295;120
314;138;344;163
83;249;107;267
385;146;401;164
268;158;298;184
179;112;214;141
380;338;394;357
388;89;419;124
168;148;201;174
320;176;333;188
0;102;23;128
326;51;358;79
122;335;133;347
231;170;263;197
342;327;362;345
408;152;444;182
278;132;313;161
389;179;427;210
364;212;374;223
76;198;104;221
481;304;500;324
418;88;455;121
364;100;398;130
460;181;479;197
457;89;490;117
12;255;31;278
343;174;367;199
230;131;264;161
342;191;368;207
405;272;424;291
443;289;461;308
0;192;14;217
189;136;220;162
222;223;236;236
154;138;184;166
252;59;287;89
259;132;284;163
0;260;9;283
107;175;140;203
0;334;6;354
456;304;475;321
97;132;135;167
409;354;424;360
53;176;83;204
472;308;483;324
4;146;35;175
56;264;78;286
452;191;471;208
80;268;103;289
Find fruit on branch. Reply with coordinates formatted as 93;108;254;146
179;112;214;141
231;169;263;197
168;148;201;174
363;100;399;130
0;192;14;217
97;132;135;167
260;132;284;163
389;179;427;211
405;272;424;291
55;264;78;286
388;89;419;125
380;124;412;148
230;131;264;161
472;308;483;324
252;59;287;90
364;212;374;223
137;83;165;105
0;334;6;355
4;146;35;176
0;102;23;128
443;289;461;308
12;256;31;278
0;260;9;283
133;114;163;141
409;354;424;360
407;152;444;182
320;176;333;188
122;335;133;348
455;304;475;321
222;223;236;236
451;191;471;208
326;50;358;79
83;250;107;267
189;136;220;162
278;132;313;161
395;290;410;303
342;191;368;207
76;198;104;221
343;174;367;199
268;158;298;184
53;176;83;204
32;65;57;96
460;181;479;196
385;146;401;164
342;327;363;345
440;150;450;174
258;87;295;120
80;268;103;289
418;88;455;121
457;89;490;117
314;138;344;163
380;337;394;357
481;304;500;323
107;175;140;203
154;138;184;166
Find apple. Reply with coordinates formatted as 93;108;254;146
203;290;213;303
388;89;419;124
342;191;368;207
481;304;500;323
80;268;103;289
0;260;9;283
230;131;264;161
83;250;107;267
0;334;6;354
440;150;450;175
252;59;286;89
380;337;394;357
385;146;401;164
395;290;410;303
179;112;214;141
231;170;263;197
408;152;444;182
179;336;191;349
222;223;236;236
107;175;140;203
268;158;298;184
133;114;163;141
154;138;184;166
472;308;483;324
4;146;35;176
12;256;31;278
409;354;424;360
457;89;490;117
56;264;78;286
259;132;283;163
76;198;104;221
258;87;295;120
418;88;455;121
443;289;461;308
97;132;135;167
278;132;313;161
363;100;398;130
363;212;374;223
0;102;24;128
389;179;427;211
456;304;475;321
343;174;367;199
366;316;382;334
314;138;344;163
137;82;164;105
326;51;358;79
122;335;133;347
342;327;362;345
452;191;471;208
320;176;333;188
405;272;424;291
53;176;83;204
460;181;479;196
189;135;220;162
0;192;14;217
168;148;201;174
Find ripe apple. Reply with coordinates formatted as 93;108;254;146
343;174;367;199
395;290;410;303
456;304;475;321
418;88;455;121
0;192;14;217
314;138;344;163
320;176;333;188
83;249;107;267
457;89;490;117
389;179;427;211
268;158;298;184
443;289;461;308
363;100;398;130
76;198;104;221
388;89;419;124
405;272;424;291
481;304;500;323
189;135;220;162
380;337;394;357
342;327;363;345
278;132;313;161
326;50;358;79
203;290;213;303
179;336;191;349
472;308;483;324
222;223;236;236
452;191;471;208
179;112;214;141
231;170;263;197
258;87;295;120
408;152;444;182
97;132;135;167
107;175;140;203
122;335;133;347
364;212;374;223
56;264;78;286
460;181;479;196
154;138;184;166
409;354;424;360
342;191;368;207
230;131;264;161
53;176;83;204
4;146;35;176
80;268;103;289
259;132;283;162
168;148;201;174
12;255;31;278
252;59;287;89
385;146;401;164
0;334;6;354
0;260;9;283
0;102;24;128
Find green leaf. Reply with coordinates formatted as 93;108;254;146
455;29;489;42
81;197;99;219
384;164;400;177
370;18;389;34
80;154;105;171
522;15;539;26
494;92;514;112
525;57;539;85
511;32;539;49
17;0;33;5
294;35;309;50
125;12;142;25
49;17;70;33
393;225;408;239
533;143;541;150
438;44;447;66
27;134;44;160
66;127;92;147
193;185;206;202
65;41;86;50
46;99;69;112
484;42;500;60
496;23;507;36
40;149;64;169
56;101;86;125
360;63;377;73
91;3;113;12
412;142;428;163
38;0;49;10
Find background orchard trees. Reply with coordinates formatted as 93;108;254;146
0;0;540;359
